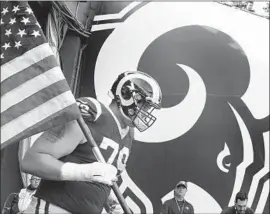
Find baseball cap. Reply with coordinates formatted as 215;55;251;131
176;181;187;189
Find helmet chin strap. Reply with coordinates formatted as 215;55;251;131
119;106;133;124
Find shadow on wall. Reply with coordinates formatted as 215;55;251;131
1;143;23;210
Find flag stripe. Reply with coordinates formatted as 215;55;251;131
1;80;70;126
1;43;53;82
1;90;77;144
1;66;65;113
1;55;58;97
1;103;80;149
1;1;81;148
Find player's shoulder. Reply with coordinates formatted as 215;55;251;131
76;97;104;122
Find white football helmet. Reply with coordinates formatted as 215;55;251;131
109;71;162;132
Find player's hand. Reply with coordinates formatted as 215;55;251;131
61;162;118;186
82;162;118;186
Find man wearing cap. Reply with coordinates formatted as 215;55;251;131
160;181;194;214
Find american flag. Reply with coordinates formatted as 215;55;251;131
1;1;80;148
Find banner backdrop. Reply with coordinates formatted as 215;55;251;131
79;2;269;214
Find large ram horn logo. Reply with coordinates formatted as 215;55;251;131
92;2;269;213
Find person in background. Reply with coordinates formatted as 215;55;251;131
160;181;194;214
221;192;254;214
10;175;41;214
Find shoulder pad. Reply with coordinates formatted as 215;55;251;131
76;97;102;122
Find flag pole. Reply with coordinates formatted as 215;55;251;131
76;117;132;214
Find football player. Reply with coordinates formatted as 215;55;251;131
21;71;162;214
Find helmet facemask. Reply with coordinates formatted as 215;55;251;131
122;89;159;132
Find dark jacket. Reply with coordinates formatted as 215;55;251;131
161;198;194;214
2;193;19;214
221;206;254;214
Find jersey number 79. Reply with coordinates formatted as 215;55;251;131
100;137;130;172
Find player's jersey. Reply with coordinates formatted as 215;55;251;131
35;98;134;214
80;97;134;173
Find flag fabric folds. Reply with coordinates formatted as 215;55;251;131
1;1;80;148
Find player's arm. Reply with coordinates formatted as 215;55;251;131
21;97;117;185
21;120;85;180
